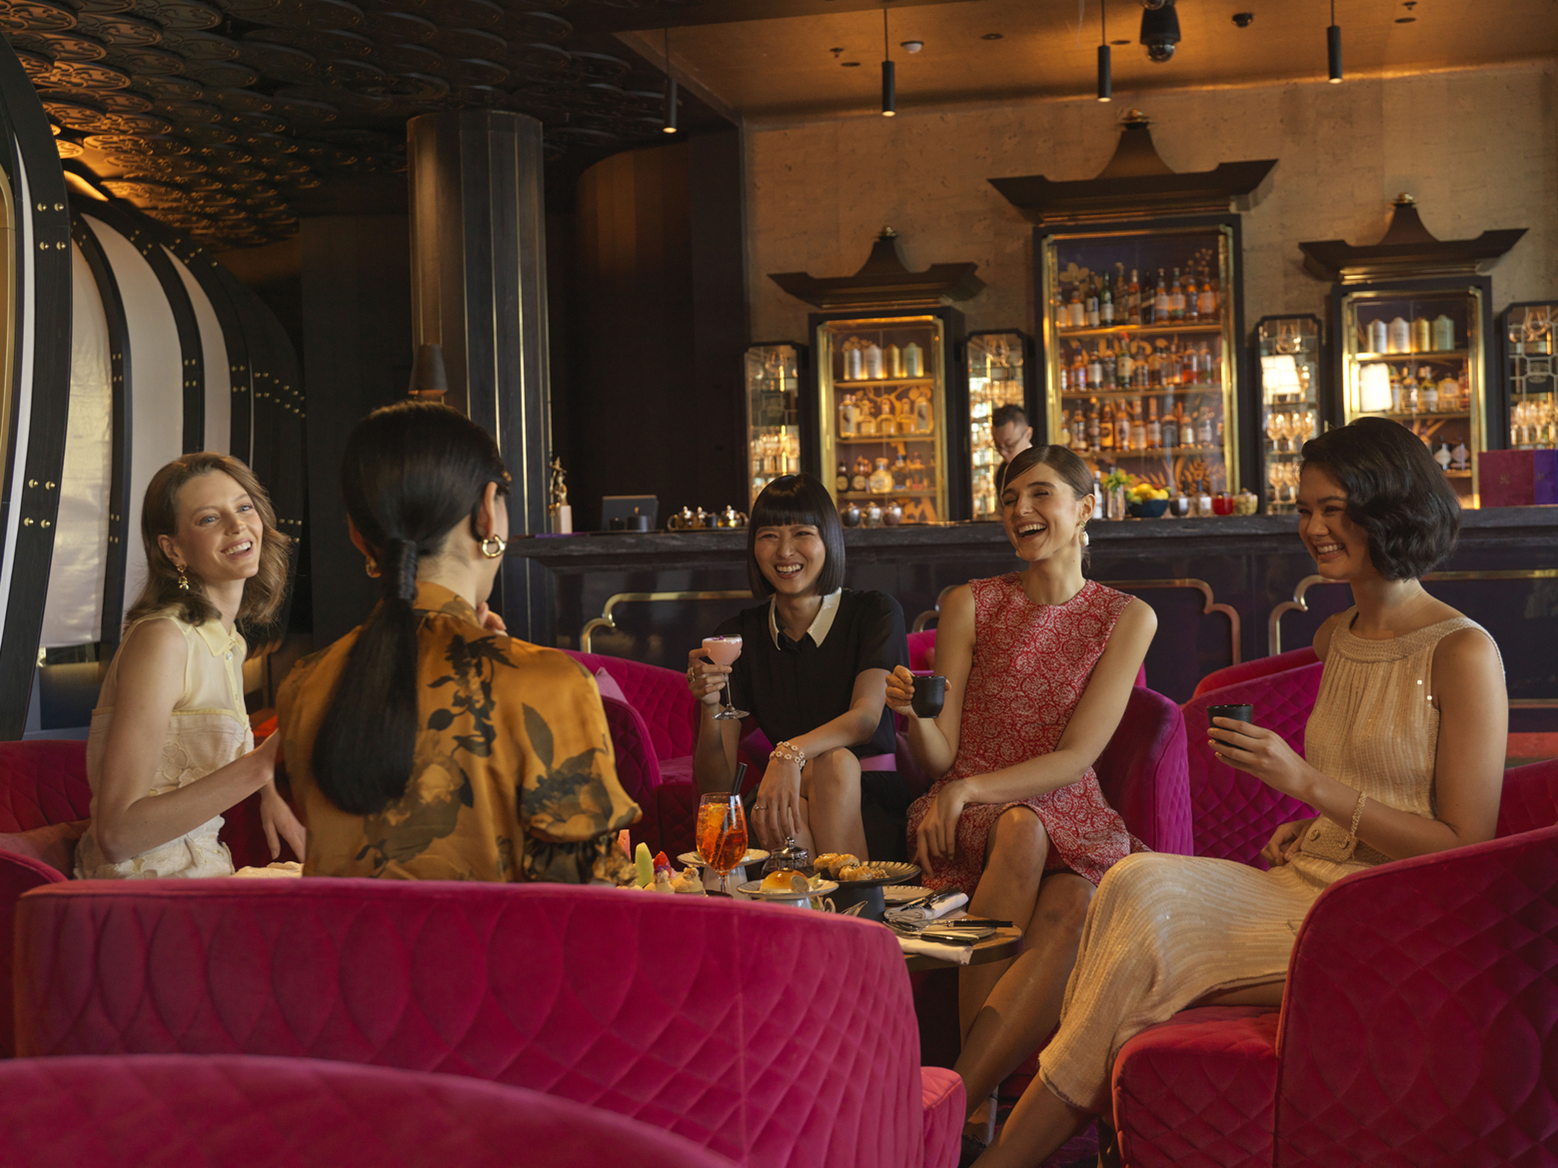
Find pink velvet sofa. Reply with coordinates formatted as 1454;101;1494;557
1111;758;1558;1168
0;1053;735;1168
15;880;964;1168
1190;647;1320;701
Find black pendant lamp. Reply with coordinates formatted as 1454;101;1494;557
1327;0;1342;83
881;7;896;116
663;27;679;132
1097;0;1112;101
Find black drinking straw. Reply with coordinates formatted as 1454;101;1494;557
727;761;748;798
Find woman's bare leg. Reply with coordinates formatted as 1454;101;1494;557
973;1080;1091;1167
954;873;1093;1118
800;748;867;858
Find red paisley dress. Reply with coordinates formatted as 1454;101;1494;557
906;575;1147;896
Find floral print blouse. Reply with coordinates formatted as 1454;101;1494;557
278;582;638;883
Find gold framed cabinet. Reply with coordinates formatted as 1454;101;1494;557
806;308;964;525
967;330;1034;520
1254;315;1323;513
1039;219;1243;497
1334;278;1492;505
743;342;805;506
1504;301;1557;450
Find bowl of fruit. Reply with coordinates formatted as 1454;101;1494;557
1127;480;1171;518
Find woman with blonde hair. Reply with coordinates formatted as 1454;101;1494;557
75;452;301;878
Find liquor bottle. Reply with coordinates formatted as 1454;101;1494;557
869;458;894;494
851;457;870;492
1115;400;1132;451
1128;269;1142;325
1132;343;1150;389
1086;401;1101;452
1101;344;1117;390
1184;268;1199;322
1169;268;1186;322
1198;272;1218;320
1071;346;1087;394
1160;398;1179;450
1162;341;1180;387
1389;367;1403;412
1099;400;1116;450
1146;398;1162;449
1087;346;1103;392
1197;407;1216;448
1147;342;1162;388
1421;376;1439;413
1401;369;1419;413
1117;345;1134;388
1059;410;1073;449
1132;399;1147;450
835;461;849;493
1153;269;1170;324
839;394;858;437
1196;479;1213;518
1100;273;1115;326
1199;340;1216;385
1068;284;1085;330
1086;277;1100;328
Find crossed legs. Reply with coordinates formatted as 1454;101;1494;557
794;748;869;859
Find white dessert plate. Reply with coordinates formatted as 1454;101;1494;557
736;878;839;899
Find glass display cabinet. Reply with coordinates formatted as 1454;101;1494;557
1339;284;1486;504
1254;315;1322;513
1505;301;1557;450
1040;222;1241;496
812;311;956;525
743;342;804;506
967;330;1033;520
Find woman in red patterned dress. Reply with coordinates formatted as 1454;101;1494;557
887;444;1156;1161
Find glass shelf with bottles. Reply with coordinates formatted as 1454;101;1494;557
1506;302;1556;450
818;315;949;525
745;343;805;506
1255;316;1321;513
1342;290;1484;499
1041;225;1240;497
968;332;1031;520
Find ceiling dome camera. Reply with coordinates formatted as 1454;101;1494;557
1140;0;1181;63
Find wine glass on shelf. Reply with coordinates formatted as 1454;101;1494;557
696;793;749;897
702;635;748;720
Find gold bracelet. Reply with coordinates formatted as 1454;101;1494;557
772;740;806;768
1348;791;1368;838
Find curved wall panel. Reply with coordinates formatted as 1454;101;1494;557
168;249;230;456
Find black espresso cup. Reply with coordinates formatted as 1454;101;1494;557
912;675;948;719
1206;703;1254;727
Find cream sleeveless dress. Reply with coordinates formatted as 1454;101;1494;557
1038;611;1499;1112
73;611;253;880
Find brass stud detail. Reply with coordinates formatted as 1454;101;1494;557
22;518;32;527
41;520;51;529
27;479;37;488
45;482;54;490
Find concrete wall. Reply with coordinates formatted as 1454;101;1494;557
746;62;1558;342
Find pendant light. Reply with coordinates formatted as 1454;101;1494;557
1097;0;1112;101
663;27;679;132
881;7;896;116
1327;0;1342;83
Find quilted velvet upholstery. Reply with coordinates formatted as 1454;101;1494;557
0;1053;737;1168
1496;759;1558;838
1114;1007;1279;1168
16;880;949;1168
565;651;700;763
0;740;91;833
599;695;661;848
1273;824;1558;1168
1093;687;1193;857
920;1065;965;1167
1191;648;1321;701
0;851;67;1058
1183;665;1322;864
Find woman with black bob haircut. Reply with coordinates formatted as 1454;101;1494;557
688;473;909;860
277;402;638;882
971;418;1506;1168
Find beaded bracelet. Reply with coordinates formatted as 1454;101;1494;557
772;740;806;768
1348;791;1368;838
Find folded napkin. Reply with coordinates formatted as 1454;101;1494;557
896;935;973;965
886;889;968;925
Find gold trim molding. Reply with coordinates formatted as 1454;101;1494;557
581;590;752;654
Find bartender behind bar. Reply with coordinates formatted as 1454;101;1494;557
991;403;1034;495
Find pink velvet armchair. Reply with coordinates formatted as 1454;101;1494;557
16;880;964;1168
1111;758;1558;1168
0;1053;736;1168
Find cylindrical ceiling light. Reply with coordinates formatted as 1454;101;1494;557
1327;0;1343;83
663;27;679;132
1098;0;1112;101
881;7;896;116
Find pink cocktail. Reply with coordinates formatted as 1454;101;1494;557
701;635;747;720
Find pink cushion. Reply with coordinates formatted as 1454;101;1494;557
907;630;937;672
1183;665;1322;864
920;1066;965;1168
1114;1007;1279;1168
593;666;627;704
0;1054;736;1168
600;695;661;814
17;880;930;1168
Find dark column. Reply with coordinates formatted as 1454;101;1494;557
408;110;552;644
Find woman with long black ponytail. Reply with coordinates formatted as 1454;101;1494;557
277;402;638;882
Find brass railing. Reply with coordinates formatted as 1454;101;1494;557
580;590;752;654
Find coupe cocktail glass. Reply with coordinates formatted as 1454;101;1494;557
702;635;748;720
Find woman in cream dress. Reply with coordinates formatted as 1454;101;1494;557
74;453;303;879
975;418;1508;1167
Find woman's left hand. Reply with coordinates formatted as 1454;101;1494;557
259;783;307;860
1208;718;1312;799
474;603;507;634
914;779;972;875
752;755;804;849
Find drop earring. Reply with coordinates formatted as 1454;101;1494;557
176;565;190;591
365;556;380;578
1079;525;1090;548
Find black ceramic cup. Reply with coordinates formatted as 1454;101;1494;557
1206;703;1255;726
912;675;948;719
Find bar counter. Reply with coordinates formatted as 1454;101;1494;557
511;506;1558;716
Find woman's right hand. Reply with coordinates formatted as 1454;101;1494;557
686;647;730;708
1261;818;1313;868
885;665;916;718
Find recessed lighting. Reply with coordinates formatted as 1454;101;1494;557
1111;38;1130;44
842;60;861;66
981;32;1003;40
1394;15;1415;21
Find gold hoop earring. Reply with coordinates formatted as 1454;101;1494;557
480;535;506;559
364;557;380;578
176;566;190;591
